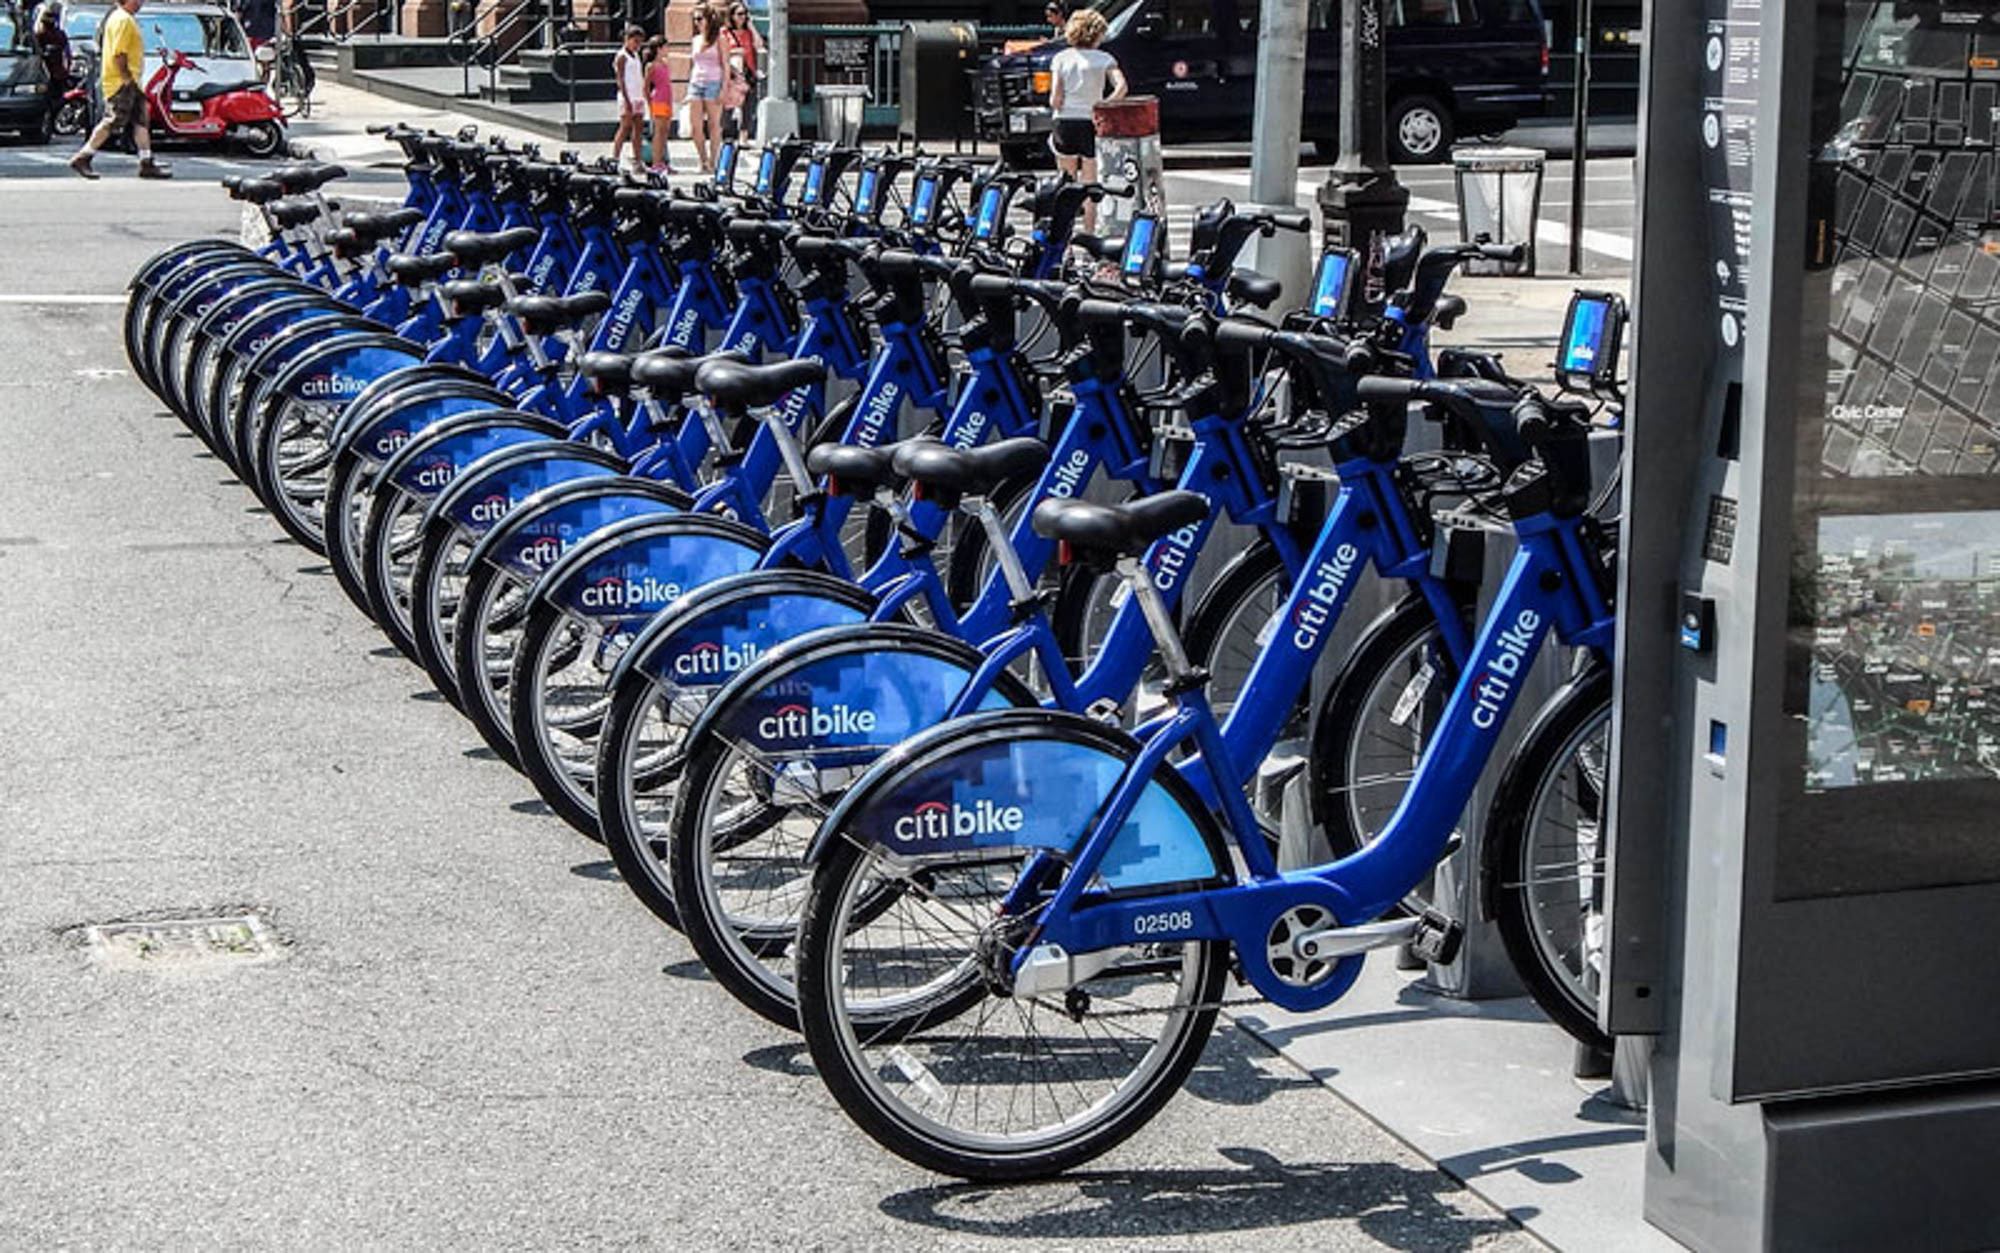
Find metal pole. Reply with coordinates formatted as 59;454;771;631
1248;0;1310;305
1248;0;1304;207
756;0;797;138
1317;0;1408;293
1567;0;1592;275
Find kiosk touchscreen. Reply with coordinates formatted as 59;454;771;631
754;150;777;197
1554;291;1627;399
1120;212;1164;282
800;159;827;209
1309;250;1358;321
909;175;940;228
971;184;1008;242
713;142;738;191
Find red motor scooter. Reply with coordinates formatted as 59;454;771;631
142;44;286;157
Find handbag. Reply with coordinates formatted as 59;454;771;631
720;65;749;110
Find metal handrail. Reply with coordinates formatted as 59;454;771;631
449;0;565;100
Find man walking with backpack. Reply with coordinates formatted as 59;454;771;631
68;0;169;180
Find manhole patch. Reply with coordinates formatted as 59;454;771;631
80;911;285;970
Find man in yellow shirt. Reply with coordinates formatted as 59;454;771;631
68;0;170;179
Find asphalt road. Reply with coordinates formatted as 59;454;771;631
0;125;1545;1249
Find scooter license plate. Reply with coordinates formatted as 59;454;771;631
171;109;203;124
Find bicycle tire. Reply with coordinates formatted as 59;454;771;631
797;765;1229;1179
1308;595;1464;911
1486;666;1615;1052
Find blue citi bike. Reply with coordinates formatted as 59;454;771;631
783;361;1619;1178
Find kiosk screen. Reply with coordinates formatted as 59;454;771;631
1781;2;2000;900
755;150;776;196
802;160;826;207
714;142;738;190
855;168;881;219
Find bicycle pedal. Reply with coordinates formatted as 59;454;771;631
1409;908;1464;967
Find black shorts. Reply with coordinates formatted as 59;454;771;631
1050;118;1096;159
104;83;140;130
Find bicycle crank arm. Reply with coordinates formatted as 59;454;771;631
1295;908;1463;966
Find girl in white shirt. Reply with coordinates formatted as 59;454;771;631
1046;9;1126;226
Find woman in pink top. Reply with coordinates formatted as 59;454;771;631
685;4;727;174
645;36;675;172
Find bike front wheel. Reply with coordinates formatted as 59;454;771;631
1488;668;1614;1052
795;836;1227;1179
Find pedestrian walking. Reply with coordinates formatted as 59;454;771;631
33;2;72;104
644;35;675;173
610;24;648;172
67;0;168;179
685;3;725;173
721;3;762;141
1047;7;1124;227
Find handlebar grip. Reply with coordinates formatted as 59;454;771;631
366;124;390;135
1213;319;1275;351
1356;377;1420;404
966;273;1014;300
1071;297;1131;327
1270;209;1312;232
1479;241;1527;264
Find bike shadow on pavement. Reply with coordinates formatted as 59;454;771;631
877;1143;1530;1250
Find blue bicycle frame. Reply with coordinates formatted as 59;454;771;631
1010;492;1612;1012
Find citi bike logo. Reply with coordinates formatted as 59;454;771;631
774;356;822;431
948;411;988;450
372;428;410;458
756;701;877;741
1050;448;1091;499
1291;544;1361;651
414;462;455;490
1470;609;1541;729
671;639;763;679
604;285;645;349
855;381;902;444
301;373;365;400
1150;523;1202;595
528;253;559;289
670;306;701;347
469;494;514;524
892;798;1025;841
518;535;564;569
578;574;683;611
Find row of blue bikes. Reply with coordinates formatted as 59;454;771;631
127;123;1628;1179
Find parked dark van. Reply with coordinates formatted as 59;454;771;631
975;0;1547;165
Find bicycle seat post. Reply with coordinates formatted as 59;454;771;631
969;494;1037;606
1115;555;1195;685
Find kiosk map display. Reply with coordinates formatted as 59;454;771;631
1807;510;2000;790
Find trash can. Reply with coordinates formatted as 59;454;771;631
1092;96;1165;244
1452;146;1544;277
899;20;978;143
813;83;868;147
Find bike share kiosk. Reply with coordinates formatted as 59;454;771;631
1609;1;2000;1247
